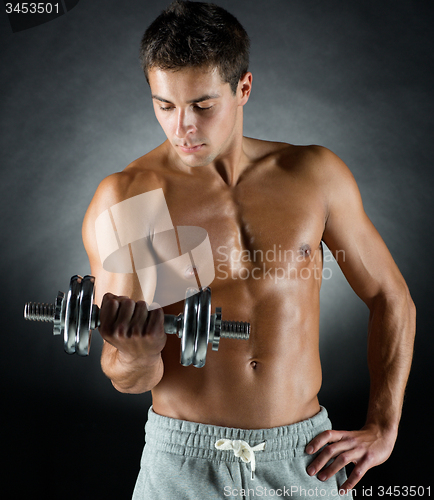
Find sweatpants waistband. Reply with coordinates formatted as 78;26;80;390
144;406;331;463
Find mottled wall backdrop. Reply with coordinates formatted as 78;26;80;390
1;1;432;498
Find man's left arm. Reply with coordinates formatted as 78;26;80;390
305;147;416;493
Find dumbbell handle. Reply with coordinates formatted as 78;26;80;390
24;301;251;340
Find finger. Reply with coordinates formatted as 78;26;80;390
142;303;166;355
100;293;129;317
316;448;361;481
128;300;149;335
113;298;136;334
307;438;355;477
101;292;117;302
99;294;121;326
305;429;343;455
116;295;131;302
146;303;165;334
338;459;370;493
101;292;118;310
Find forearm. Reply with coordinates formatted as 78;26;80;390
101;341;164;394
365;285;416;433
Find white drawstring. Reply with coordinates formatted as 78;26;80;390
215;439;266;479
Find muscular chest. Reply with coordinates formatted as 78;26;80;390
164;167;326;277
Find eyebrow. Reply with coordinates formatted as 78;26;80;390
152;94;221;104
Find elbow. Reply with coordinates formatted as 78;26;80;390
370;280;416;330
402;285;417;340
407;287;416;315
101;364;153;394
399;281;416;324
108;361;164;394
109;373;161;394
111;380;151;395
111;380;130;393
407;288;417;328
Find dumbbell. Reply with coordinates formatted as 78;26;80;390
24;275;250;368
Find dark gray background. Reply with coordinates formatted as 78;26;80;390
1;0;432;498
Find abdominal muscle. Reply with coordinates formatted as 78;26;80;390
151;277;323;429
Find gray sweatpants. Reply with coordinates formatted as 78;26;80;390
132;406;353;499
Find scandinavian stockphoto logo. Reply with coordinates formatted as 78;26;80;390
5;0;80;33
95;189;216;310
215;244;343;283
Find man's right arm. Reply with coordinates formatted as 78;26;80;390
82;173;166;394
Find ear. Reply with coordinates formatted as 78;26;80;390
238;72;253;105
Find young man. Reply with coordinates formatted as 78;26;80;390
82;1;416;498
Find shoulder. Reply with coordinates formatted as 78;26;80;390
303;145;356;183
87;153;166;217
266;143;362;219
273;143;359;194
243;138;358;192
82;152;166;249
245;138;352;177
274;143;352;177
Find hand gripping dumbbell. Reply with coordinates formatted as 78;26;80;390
24;275;250;368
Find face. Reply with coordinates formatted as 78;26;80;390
148;66;251;168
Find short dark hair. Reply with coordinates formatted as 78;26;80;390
139;0;250;94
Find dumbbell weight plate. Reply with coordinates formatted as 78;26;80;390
63;275;82;354
180;288;199;366
211;307;222;351
76;275;95;356
193;287;211;368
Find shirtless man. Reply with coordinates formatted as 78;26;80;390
82;1;416;498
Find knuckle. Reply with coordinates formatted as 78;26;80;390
364;450;376;465
136;300;149;312
102;296;117;308
121;298;135;310
353;467;364;478
327;442;340;455
103;298;122;315
320;445;333;459
325;430;333;440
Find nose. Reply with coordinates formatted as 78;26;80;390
175;109;197;139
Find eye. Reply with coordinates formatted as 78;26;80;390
194;105;213;112
160;106;174;112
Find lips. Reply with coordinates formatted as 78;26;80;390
178;144;204;153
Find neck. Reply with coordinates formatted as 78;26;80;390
212;131;248;187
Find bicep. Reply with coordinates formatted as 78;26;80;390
321;152;406;306
81;177;157;305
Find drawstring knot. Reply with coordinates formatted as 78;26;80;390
215;439;266;479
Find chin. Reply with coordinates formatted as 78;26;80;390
179;153;216;169
182;159;211;168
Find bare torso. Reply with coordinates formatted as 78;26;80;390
112;137;326;428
